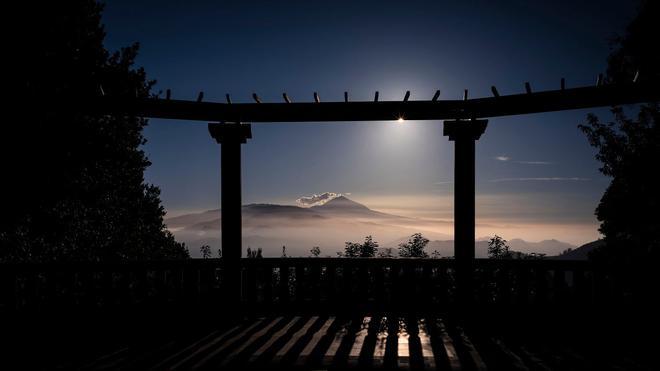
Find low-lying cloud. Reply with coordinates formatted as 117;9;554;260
296;192;349;207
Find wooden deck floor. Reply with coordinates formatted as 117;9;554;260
59;313;654;371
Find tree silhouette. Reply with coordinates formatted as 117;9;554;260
579;0;659;303
487;235;512;259
310;246;321;257
377;247;395;258
342;236;378;257
398;233;429;258
247;247;263;258
200;245;211;259
3;0;188;262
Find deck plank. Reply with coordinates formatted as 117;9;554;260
418;319;437;370
372;316;390;368
165;327;240;369
322;318;357;367
432;319;462;371
248;316;302;363
190;317;277;369
347;316;372;367
294;317;336;366
272;316;319;363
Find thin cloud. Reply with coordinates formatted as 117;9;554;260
516;161;553;165
495;155;552;165
433;181;453;186
490;177;590;182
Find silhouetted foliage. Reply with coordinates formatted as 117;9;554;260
247;247;263;258
377;247;395;258
341;236;378;257
398;233;429;258
310;246;321;257
488;235;512;259
580;0;659;304
281;245;287;258
605;1;660;85
200;245;211;259
3;0;188;262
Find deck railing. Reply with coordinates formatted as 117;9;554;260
0;258;613;314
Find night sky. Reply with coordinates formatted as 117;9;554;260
101;0;640;244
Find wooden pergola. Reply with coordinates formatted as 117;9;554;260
75;79;659;307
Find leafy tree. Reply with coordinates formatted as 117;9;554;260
342;236;378;257
487;235;512;259
377;247;395;258
247;247;262;258
398;233;429;258
579;1;659;302
360;236;378;257
310;246;321;257
2;0;188;262
200;245;211;259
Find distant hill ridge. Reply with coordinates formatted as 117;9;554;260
164;196;589;258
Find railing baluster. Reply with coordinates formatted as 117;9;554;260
341;261;354;308
553;267;567;305
325;262;336;306
309;260;321;304
279;261;290;306
258;264;272;305
515;264;530;307
534;266;549;306
295;264;305;303
496;262;511;306
374;262;385;305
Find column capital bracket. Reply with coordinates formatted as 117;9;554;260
443;119;488;141
208;122;252;144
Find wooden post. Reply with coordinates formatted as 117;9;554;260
208;122;252;309
443;119;487;312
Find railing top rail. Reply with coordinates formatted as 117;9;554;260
0;257;592;272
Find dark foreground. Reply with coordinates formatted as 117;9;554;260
2;309;656;371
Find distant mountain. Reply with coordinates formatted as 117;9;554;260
165;196;439;257
164;196;580;258
311;196;400;219
507;238;577;257
552;239;604;260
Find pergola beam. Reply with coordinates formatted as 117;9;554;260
74;82;658;122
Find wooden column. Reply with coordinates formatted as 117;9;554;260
443;119;487;310
208;122;252;307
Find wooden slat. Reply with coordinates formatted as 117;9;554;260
455;326;488;371
347;316;372;367
417;319;436;370
164;326;240;369
397;318;411;370
214;317;285;368
191;317;277;369
322;319;354;367
491;338;530;371
272;316;320;363
295;317;336;366
249;317;301;362
372;316;390;368
432;319;462;371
